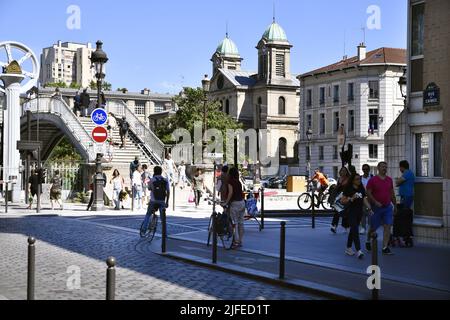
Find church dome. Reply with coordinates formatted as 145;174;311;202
262;22;288;42
216;35;240;57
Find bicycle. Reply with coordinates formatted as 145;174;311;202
297;180;332;210
139;203;165;242
206;198;235;250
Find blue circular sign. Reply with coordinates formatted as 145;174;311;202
91;108;108;126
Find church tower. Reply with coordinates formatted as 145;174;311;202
211;34;242;76
256;20;293;84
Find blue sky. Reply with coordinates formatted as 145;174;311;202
1;0;407;94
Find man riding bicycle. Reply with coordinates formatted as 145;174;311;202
142;166;170;232
311;168;329;196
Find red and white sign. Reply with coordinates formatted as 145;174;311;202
91;126;108;143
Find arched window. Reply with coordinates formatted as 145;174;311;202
278;97;286;115
279;138;287;159
225;99;230;114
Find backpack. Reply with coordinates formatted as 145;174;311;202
327;184;339;205
215;212;230;237
152;178;167;201
121;121;129;132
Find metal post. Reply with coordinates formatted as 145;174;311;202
36;147;41;213
92;153;105;211
172;182;175;211
279;222;286;279
260;187;265;230
106;256;116;300
371;232;379;300
161;208;167;253
27;236;36;300
5;182;8;213
25;110;31;204
311;188;316;229
212;211;217;264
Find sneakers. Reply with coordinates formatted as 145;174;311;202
330;225;337;234
365;241;371;251
357;250;364;259
345;248;355;256
382;247;394;255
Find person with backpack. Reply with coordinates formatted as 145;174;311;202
118;116;129;148
50;170;63;210
129;156;140;180
142;166;170;231
80;88;90;117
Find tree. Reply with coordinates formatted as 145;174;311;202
48;137;82;163
155;87;242;146
116;88;128;93
89;80;112;91
69;82;81;89
44;81;67;88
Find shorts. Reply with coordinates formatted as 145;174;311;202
370;204;394;230
50;189;61;200
230;200;245;225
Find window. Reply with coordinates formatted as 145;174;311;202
154;102;165;113
369;109;379;131
411;58;423;93
276;54;285;77
278;97;286;114
333;111;340;132
369;81;379;99
348;110;355;131
348;83;354;101
225;99;230;114
135;101;146;115
319;113;325;134
412;3;425;56
333;166;339;180
306;146;310;161
306;89;312;107
279;138;287;159
333;145;338;160
319;146;324;160
369;144;378;159
320;87;325;105
306;114;312;130
415;133;443;177
333;85;340;103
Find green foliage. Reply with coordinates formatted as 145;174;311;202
69;82;81;89
44;81;67;88
116;88;128;93
156;87;242;145
89;80;112;91
48;137;82;163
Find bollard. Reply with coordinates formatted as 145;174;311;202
106;256;116;300
212;211;217;264
131;187;135;212
311;192;316;229
260;187;265;230
161;208;167;253
5;183;8;213
172;183;176;211
279;222;286;279
371;232;379;300
27;237;36;300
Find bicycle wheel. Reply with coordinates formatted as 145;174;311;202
321;193;332;210
206;214;214;246
297;193;312;210
147;214;158;243
221;218;235;250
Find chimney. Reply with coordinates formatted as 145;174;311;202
357;43;366;61
141;88;150;95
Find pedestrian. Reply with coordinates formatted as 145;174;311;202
164;153;178;186
99;91;107;108
129;156;140;180
74;91;81;116
27;169;40;210
224;167;245;249
49;170;63;210
106;113;117;145
132;165;144;210
141;166;170;234
192;168;205;207
80;88;90;117
118;116;129;148
330;166;351;233
110;169;124;210
141;164;152;205
365;161;397;255
340;173;371;259
178;161;187;189
217;165;229;201
395;160;415;210
361;164;373;189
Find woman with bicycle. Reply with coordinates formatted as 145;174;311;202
223;167;245;249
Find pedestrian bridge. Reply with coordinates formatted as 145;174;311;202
21;95;166;166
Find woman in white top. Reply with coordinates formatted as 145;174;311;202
107;113;117;145
178;161;187;189
132;165;144;210
111;169;124;210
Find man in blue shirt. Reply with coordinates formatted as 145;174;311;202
141;166;170;235
395;160;415;209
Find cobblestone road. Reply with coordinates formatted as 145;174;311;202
0;215;321;300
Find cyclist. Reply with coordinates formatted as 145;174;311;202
142;166;170;232
311;168;329;197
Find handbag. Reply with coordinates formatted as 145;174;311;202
332;192;347;213
188;191;195;203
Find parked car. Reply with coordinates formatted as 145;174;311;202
267;175;287;189
260;175;277;188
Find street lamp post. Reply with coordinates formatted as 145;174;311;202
398;68;407;108
201;74;210;162
306;127;315;228
90;40;108;211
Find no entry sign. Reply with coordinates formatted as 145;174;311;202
92;126;108;143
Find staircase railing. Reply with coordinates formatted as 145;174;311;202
106;100;165;165
26;96;96;161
